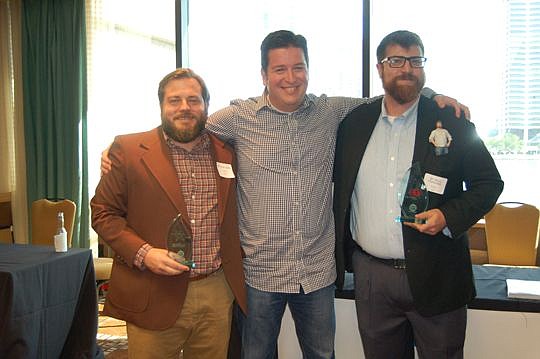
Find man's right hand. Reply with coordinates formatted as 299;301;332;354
143;248;191;276
100;145;112;176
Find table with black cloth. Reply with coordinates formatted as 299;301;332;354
469;264;540;312
0;243;103;358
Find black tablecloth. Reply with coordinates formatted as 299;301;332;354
336;264;540;313
469;264;540;312
0;244;103;358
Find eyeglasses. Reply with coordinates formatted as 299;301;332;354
380;56;427;68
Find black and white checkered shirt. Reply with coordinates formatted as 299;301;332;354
207;93;372;293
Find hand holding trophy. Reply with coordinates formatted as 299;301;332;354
395;162;429;224
167;214;196;269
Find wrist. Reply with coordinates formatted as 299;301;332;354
134;243;153;270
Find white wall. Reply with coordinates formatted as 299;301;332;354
278;300;540;358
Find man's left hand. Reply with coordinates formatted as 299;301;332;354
433;95;470;120
404;208;447;235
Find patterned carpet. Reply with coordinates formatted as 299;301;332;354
97;334;128;358
97;303;183;358
98;304;128;358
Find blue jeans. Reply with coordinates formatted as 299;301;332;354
435;146;448;156
235;284;336;359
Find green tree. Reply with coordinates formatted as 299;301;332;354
485;133;523;154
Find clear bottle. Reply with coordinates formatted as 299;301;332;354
54;211;68;252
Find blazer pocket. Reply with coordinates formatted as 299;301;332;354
107;262;151;313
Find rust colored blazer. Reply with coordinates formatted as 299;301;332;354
91;127;247;330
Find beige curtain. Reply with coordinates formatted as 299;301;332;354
0;0;28;243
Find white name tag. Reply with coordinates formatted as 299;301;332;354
424;173;447;195
216;162;235;178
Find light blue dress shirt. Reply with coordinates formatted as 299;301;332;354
350;98;420;259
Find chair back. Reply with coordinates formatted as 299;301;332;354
485;202;540;266
31;198;76;247
0;192;14;243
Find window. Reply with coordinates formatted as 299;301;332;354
183;0;364;113
86;0;176;246
86;0;540;240
371;0;540;207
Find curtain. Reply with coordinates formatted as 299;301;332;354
21;0;89;248
0;0;28;243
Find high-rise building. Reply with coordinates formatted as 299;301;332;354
505;0;540;144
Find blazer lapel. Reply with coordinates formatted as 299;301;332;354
412;97;438;166
140;128;189;218
342;100;382;195
208;134;233;225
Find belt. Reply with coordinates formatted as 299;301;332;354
189;267;222;282
357;245;407;270
189;272;211;282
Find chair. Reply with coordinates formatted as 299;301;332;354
485;202;540;266
31;198;76;246
0;192;14;243
468;221;489;265
31;198;113;296
95;238;114;300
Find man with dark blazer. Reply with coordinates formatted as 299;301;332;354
91;68;246;359
333;30;503;358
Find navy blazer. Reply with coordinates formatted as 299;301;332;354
333;96;503;316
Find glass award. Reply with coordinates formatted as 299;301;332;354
166;214;196;269
395;162;429;224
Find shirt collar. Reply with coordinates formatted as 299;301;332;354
164;129;210;153
255;91;314;114
380;96;420;126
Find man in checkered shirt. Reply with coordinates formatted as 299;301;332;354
207;30;467;359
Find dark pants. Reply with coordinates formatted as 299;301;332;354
352;248;467;359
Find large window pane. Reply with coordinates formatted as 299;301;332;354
185;0;363;113
371;0;540;207
86;0;176;245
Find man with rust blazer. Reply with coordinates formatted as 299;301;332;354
91;68;246;359
333;31;503;358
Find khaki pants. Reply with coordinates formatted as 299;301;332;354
127;269;234;359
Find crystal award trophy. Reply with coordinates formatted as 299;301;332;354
166;214;196;268
395;162;429;224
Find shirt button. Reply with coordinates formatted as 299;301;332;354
390;156;395;161
191;173;196;178
191;195;195;200
190;219;195;224
389;183;394;187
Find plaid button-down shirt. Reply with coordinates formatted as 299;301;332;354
167;132;221;276
207;93;372;293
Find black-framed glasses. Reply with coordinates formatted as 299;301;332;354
380;56;427;68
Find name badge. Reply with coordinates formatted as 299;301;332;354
216;162;235;178
424;173;447;195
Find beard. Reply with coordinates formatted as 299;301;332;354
162;112;207;143
382;72;425;105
